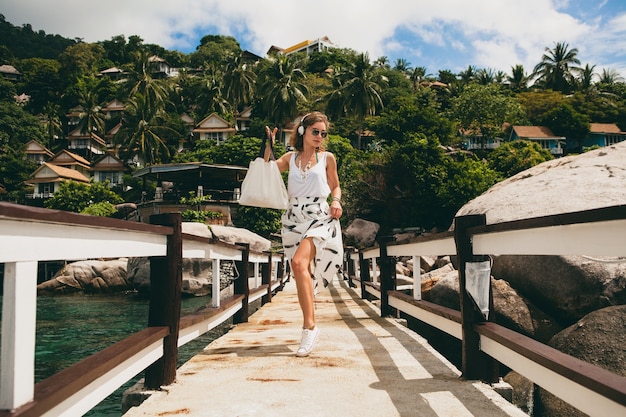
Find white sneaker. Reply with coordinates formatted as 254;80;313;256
296;326;320;357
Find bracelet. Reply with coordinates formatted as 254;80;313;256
332;196;341;203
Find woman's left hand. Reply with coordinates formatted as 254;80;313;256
330;200;343;219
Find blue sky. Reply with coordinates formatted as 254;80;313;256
4;0;626;79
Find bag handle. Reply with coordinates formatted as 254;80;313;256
260;129;277;161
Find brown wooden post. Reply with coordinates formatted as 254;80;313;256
378;236;396;317
359;252;370;300
454;214;497;382
145;213;182;389
233;242;250;323
276;254;285;290
345;246;356;288
262;252;272;304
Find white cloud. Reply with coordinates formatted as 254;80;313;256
3;0;624;76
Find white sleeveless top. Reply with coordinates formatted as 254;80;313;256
288;152;331;198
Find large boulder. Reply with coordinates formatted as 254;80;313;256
491;255;626;325
537;305;626;417
37;259;130;294
207;224;270;252
344;218;380;249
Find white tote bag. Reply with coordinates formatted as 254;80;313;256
239;136;289;210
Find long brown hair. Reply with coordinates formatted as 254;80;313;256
291;111;330;151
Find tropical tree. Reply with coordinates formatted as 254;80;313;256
41;102;63;147
44;180;123;213
325;52;386;148
450;83;526;148
487;140;553;178
539;102;589;152
575;63;596;92
196;70;229;117
123;50;170;111
507;64;530;92
393;58;411;74
75;88;106;136
223;54;256;113
114;92;179;165
458;65;478;84
532;41;581;93
374;56;390;69
257;55;308;127
409;66;427;92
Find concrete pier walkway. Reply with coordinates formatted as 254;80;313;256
123;279;527;417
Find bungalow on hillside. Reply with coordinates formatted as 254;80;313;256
48;150;91;178
192;113;236;144
509;126;565;156
66;126;107;161
149;55;177;78
0;64;22;81
91;153;130;187
459;128;503;150
235;107;253;132
267;36;335;56
580;123;626;148
26;162;91;199
24;140;54;165
101;99;125;120
97;67;125;80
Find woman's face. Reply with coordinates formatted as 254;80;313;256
303;121;328;149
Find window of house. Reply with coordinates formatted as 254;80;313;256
38;182;53;197
99;171;120;185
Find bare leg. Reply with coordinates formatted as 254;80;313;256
290;237;316;329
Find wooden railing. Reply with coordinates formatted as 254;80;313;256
346;204;626;417
0;202;286;417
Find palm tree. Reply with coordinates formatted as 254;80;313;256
532;41;581;93
223;54;256;114
258;55;308;127
326;53;386;149
476;68;495;85
598;68;623;85
41;102;64;148
459;65;478;84
196;72;229;117
76;89;106;136
576;63;596;92
124;51;170;111
409;66;427;91
114;93;178;166
507;65;530;92
393;58;411;74
374;56;390;69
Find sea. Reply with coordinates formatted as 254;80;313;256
1;291;229;417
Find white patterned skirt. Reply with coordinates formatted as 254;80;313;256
281;197;344;292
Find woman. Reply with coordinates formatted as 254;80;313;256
268;111;343;357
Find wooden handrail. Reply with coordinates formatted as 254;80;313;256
0;327;169;417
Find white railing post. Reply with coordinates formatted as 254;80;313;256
212;259;221;308
412;255;421;300
0;261;37;410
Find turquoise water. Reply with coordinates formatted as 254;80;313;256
2;292;229;417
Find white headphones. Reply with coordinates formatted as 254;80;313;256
297;113;310;136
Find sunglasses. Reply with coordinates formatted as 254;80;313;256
311;128;328;138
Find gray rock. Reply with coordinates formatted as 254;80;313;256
538;305;626;417
491;255;626;325
37;259;129;294
344;218;380;248
208;224;270;252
